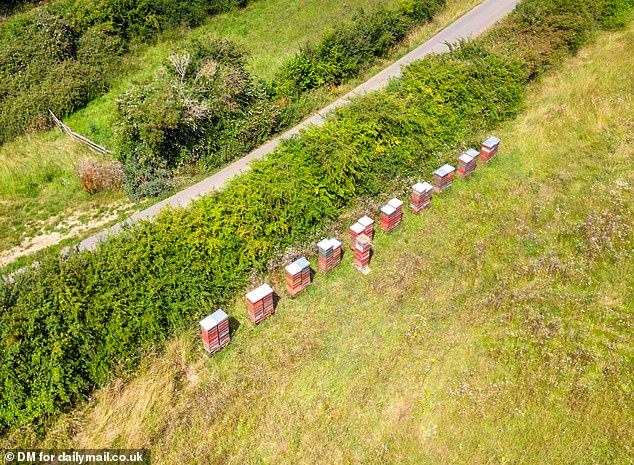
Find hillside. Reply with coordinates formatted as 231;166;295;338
0;0;478;269
26;17;634;464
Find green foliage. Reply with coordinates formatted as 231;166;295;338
0;0;256;143
0;1;40;15
0;0;630;438
115;38;281;199
114;0;448;198
273;0;446;98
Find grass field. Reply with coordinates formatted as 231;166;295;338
30;19;634;464
0;0;481;264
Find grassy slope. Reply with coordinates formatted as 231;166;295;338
38;20;634;464
0;0;481;260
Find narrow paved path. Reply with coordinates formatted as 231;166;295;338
79;0;520;251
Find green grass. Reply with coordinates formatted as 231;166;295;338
30;19;634;464
0;0;481;261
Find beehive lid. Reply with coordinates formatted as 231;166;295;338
414;182;433;192
483;136;500;148
459;153;474;164
330;238;342;249
246;283;274;303
350;222;365;234
317;238;333;250
381;205;397;215
434;164;455;177
358;216;374;227
200;308;229;331
388;198;403;209
285;262;302;275
295;257;310;270
466;148;480;158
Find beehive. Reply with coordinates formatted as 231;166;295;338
246;284;275;324
353;233;372;271
200;309;230;354
480;136;500;163
411;182;433;214
433;164;456;193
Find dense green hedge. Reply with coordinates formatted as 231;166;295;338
0;0;630;437
273;0;446;98
0;0;253;143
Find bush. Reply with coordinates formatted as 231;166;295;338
75;157;125;194
273;0;446;98
484;0;632;80
0;0;257;143
0;0;630;438
115;38;280;199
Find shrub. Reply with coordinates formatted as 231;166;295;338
0;0;257;143
273;0;446;98
115;38;280;199
75;157;125;194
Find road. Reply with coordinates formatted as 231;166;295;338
79;0;521;252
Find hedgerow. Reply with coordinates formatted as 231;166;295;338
272;0;446;98
0;0;255;143
0;0;630;437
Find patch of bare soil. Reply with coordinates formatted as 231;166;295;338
0;201;134;267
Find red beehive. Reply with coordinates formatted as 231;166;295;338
433;164;456;193
457;152;477;178
318;238;342;273
350;222;365;249
380;204;400;232
411;182;433;214
200;309;230;354
353;233;372;271
246;283;275;324
285;257;311;297
357;216;375;240
480;136;500;163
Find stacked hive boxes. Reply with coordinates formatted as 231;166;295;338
480;136;500;163
457;151;477;178
411;182;433;214
285;257;311;297
353;234;372;271
246;283;275;324
317;238;342;273
199;309;230;354
350;222;365;249
380;199;403;232
358;216;375;240
433;164;456;192
388;198;403;217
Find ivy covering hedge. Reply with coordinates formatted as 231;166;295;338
0;0;253;143
0;0;630;436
